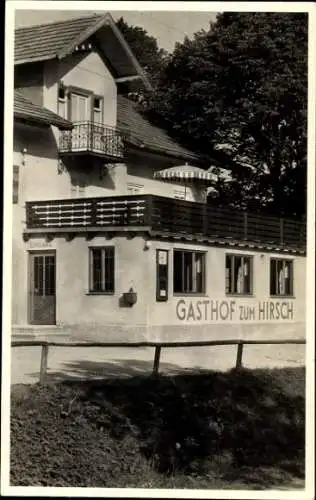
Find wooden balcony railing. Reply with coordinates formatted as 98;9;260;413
25;195;306;251
59;122;125;160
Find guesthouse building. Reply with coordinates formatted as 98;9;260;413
12;14;306;343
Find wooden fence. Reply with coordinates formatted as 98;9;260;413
11;338;306;385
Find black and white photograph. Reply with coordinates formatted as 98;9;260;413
1;1;315;497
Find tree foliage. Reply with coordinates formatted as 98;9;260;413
116;17;169;84
142;13;308;217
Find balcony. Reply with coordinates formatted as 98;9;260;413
59;122;125;161
25;195;306;253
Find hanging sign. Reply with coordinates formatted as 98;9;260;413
156;249;169;302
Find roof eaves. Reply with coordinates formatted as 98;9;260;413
14;13;152;91
125;137;199;163
14;55;55;65
14;105;73;130
106;15;152;91
15;112;52;128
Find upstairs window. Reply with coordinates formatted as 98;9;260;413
270;258;293;296
58;86;66;100
226;254;253;295
173;250;205;294
58;85;67;119
93;96;103;124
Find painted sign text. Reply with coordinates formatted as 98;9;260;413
176;299;294;322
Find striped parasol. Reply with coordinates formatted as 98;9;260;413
154;163;216;186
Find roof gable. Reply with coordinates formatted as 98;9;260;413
14;13;151;90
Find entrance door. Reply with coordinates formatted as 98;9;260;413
29;252;56;325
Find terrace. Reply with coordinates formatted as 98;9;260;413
25;195;306;253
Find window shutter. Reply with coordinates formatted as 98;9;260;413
13;165;19;204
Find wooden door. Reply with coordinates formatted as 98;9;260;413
29;252;56;325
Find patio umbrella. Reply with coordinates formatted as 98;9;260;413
154;163;216;184
154;163;216;199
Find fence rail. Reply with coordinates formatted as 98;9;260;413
11;338;306;385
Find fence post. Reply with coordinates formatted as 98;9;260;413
152;346;161;376
236;343;244;370
39;344;49;385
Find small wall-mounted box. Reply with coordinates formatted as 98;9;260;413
123;288;138;306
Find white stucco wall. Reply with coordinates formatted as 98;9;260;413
147;241;306;342
13;233;306;343
43;51;117;126
12;52;306;338
15;50;204;203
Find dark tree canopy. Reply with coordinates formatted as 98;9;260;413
116;17;169;84
140;12;308;218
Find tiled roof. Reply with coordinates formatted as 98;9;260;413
14;14;151;90
15;14;103;64
117;96;199;163
14;90;73;130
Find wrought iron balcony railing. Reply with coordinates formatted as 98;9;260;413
59;121;125;160
25;195;306;252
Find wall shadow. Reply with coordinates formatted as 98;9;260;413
30;357;195;384
63;156;116;190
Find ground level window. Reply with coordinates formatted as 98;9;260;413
173;250;205;294
270;258;293;296
226;254;253;295
89;247;115;293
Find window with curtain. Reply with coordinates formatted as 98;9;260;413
225;254;253;295
270;258;293;296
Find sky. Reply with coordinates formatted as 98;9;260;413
14;10;218;52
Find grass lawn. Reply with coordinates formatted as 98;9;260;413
10;366;305;489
